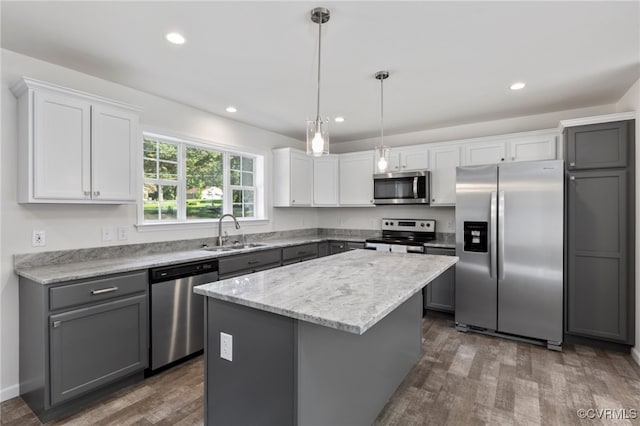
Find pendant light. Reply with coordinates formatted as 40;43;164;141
307;7;330;157
375;70;390;172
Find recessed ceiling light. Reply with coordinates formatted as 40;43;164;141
334;116;345;123
510;82;526;91
165;32;185;45
225;106;237;113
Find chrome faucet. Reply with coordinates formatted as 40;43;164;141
218;214;241;247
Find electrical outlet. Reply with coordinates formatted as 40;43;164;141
32;230;46;247
102;226;114;242
220;332;233;362
118;226;128;241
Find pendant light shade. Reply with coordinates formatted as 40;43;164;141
375;71;390;171
307;7;330;157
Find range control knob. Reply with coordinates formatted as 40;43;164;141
420;223;425;227
389;222;394;226
426;223;431;227
384;221;389;226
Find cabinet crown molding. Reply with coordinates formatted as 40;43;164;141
10;76;143;112
559;112;636;130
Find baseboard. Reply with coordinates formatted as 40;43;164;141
0;383;19;403
632;347;640;368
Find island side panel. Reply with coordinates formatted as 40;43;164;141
296;291;422;426
205;298;295;426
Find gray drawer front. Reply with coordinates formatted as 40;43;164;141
425;248;455;256
49;271;147;311
218;249;282;276
282;243;318;263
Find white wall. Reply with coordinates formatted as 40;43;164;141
615;77;640;366
0;49;319;400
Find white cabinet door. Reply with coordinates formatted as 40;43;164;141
91;105;138;202
429;146;460;205
33;91;91;201
399;145;429;171
463;142;507;165
313;156;339;206
508;136;556;162
339;152;374;206
290;151;313;206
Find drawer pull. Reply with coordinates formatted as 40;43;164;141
91;286;119;295
247;260;260;265
52;321;61;328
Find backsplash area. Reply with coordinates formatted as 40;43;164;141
316;206;456;232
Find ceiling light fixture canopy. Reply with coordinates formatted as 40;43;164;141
307;7;330;157
375;70;390;172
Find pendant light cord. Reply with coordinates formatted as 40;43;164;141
380;75;384;146
316;17;322;127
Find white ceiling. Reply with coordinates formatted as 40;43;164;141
2;1;639;143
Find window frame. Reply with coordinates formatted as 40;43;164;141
138;131;266;228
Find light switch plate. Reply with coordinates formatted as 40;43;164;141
220;332;233;362
32;230;46;247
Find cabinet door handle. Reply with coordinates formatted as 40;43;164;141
402;165;407;168
84;191;91;196
93;191;100;197
570;176;575;181
247;260;260;265
370;199;373;203
91;286;118;295
292;199;295;204
52;321;61;328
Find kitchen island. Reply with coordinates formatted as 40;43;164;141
194;249;458;426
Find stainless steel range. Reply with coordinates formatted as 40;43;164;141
365;218;436;253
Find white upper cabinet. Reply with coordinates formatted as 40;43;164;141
273;147;313;207
507;135;557;162
376;145;429;173
339;151;375;206
462;132;557;166
429;146;461;206
12;78;141;204
462;141;508;166
313;155;339;206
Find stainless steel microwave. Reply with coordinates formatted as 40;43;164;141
373;170;430;205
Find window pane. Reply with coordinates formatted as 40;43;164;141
232;190;242;203
242;157;254;172
144;159;157;179
232;204;242;217
143;183;159;220
230;170;241;186
242;172;253;186
159;161;177;180
158;142;178;161
144;139;157;158
159;185;178;220
243;204;254;217
230;155;241;170
186;147;224;220
243;190;254;203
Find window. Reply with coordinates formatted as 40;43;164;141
141;134;263;225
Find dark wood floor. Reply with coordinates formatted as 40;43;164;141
2;315;640;425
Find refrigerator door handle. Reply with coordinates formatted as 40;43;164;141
498;190;505;280
412;177;418;198
490;191;497;278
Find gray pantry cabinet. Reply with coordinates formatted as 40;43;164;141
564;119;635;346
19;270;148;422
424;248;456;313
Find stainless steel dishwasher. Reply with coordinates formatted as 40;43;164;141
149;259;218;371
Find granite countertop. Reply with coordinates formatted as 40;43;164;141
14;236;364;285
194;250;458;335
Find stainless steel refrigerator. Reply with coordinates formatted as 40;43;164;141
455;160;564;350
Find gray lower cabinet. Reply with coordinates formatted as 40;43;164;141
218;248;282;279
282;243;319;265
318;242;329;257
424;248;455;313
19;270;148;422
564;119;635;346
329;241;347;254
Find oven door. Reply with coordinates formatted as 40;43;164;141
373;171;430;204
